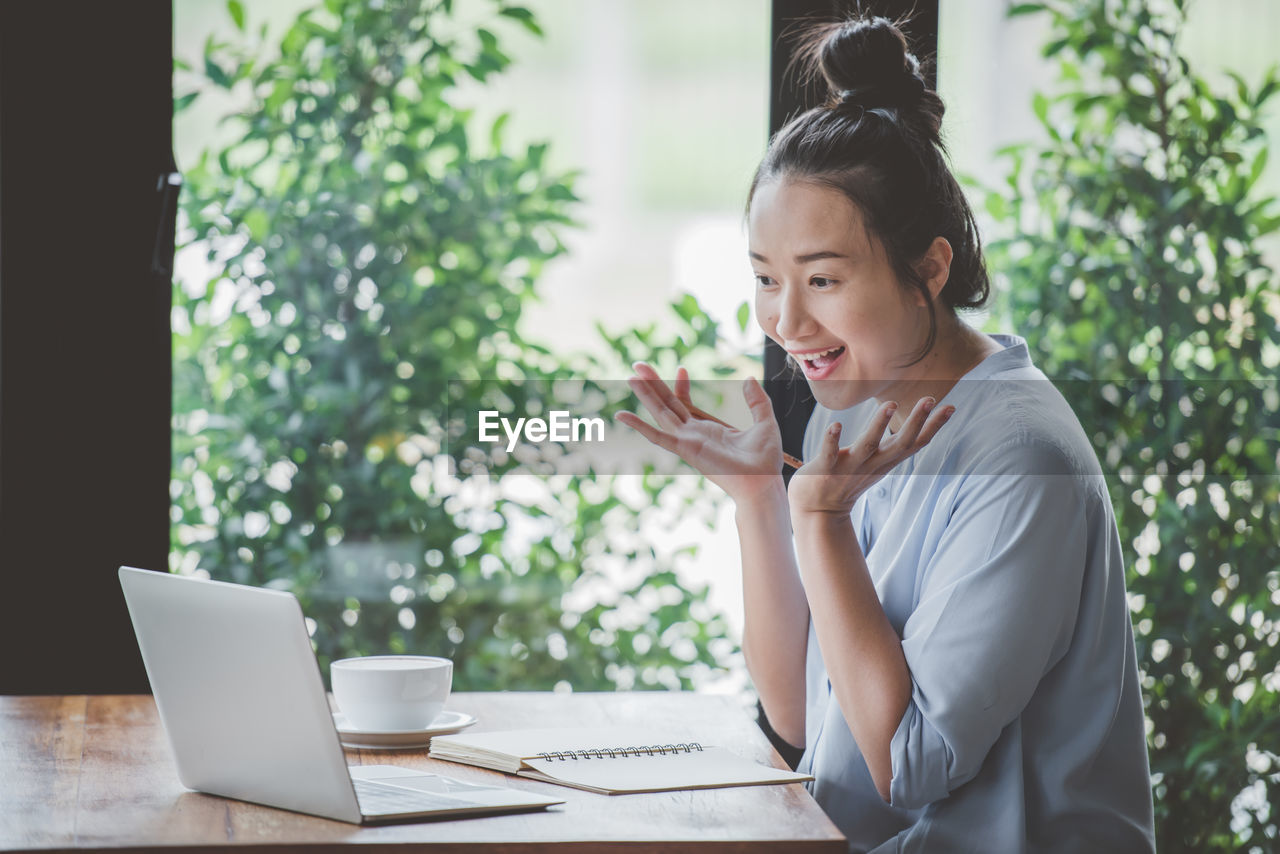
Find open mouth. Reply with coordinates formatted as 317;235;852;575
795;346;846;379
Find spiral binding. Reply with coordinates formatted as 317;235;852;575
535;742;704;762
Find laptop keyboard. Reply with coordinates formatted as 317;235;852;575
353;778;479;815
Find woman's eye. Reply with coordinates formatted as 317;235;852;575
754;274;776;288
810;277;836;289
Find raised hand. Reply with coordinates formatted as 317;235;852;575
616;362;785;501
788;396;955;518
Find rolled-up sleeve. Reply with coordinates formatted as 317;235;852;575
888;441;1089;809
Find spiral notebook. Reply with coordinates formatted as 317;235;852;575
428;726;812;795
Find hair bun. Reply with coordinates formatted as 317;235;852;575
837;74;925;111
818;16;925;111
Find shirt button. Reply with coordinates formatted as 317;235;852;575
876;486;887;498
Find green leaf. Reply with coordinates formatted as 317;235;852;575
736;301;750;332
499;6;544;37
205;57;232;89
1007;3;1047;17
174;91;199;114
1072;93;1109;114
243;208;270;242
1246;148;1268;192
545;184;577;202
1255;212;1280;235
1255;72;1279;109
1033;91;1050;126
265;78;293;114
1166;187;1192;213
1041;37;1069;58
489;112;510;151
1227;70;1249;105
527;142;547;170
1215;98;1237;126
672;293;703;326
227;0;246;32
985;192;1009;221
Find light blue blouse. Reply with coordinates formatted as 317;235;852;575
796;335;1155;853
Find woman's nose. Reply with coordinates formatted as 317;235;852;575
772;283;814;342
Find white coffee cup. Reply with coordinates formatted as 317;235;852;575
330;655;452;732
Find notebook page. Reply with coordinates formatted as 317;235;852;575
433;726;695;762
521;747;812;794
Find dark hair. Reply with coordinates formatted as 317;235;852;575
748;15;988;364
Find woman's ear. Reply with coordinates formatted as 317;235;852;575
916;237;953;304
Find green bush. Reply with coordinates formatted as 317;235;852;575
986;1;1280;849
172;0;738;694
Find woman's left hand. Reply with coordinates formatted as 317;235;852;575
789;396;955;518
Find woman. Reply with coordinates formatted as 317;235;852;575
617;15;1156;854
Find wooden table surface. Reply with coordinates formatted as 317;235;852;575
1;692;845;853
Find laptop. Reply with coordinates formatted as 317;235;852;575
118;566;564;823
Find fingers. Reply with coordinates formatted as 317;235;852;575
742;376;777;425
913;402;956;449
890;396;955;454
674;366;692;406
627;377;683;432
630;362;692;425
819;421;842;464
859;401;898;457
892;396;935;450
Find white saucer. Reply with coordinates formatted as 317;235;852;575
333;710;477;750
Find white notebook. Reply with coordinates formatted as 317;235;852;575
428;726;812;795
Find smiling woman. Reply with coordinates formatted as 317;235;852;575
619;13;1157;854
748;180;995;413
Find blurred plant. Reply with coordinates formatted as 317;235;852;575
172;0;740;694
986;1;1279;849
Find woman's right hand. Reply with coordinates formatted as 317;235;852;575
615;362;785;502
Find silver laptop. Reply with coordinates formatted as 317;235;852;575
118;566;563;823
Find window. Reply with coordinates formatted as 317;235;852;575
172;0;770;695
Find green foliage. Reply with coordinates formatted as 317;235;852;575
987;1;1280;849
172;0;737;695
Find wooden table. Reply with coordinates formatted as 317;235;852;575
2;692;845;853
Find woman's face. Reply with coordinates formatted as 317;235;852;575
749;178;931;411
